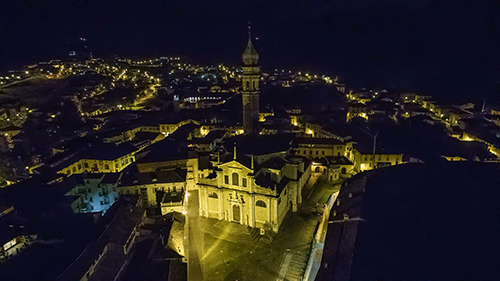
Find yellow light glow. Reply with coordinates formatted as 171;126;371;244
462;136;473;141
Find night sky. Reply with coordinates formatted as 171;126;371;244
1;0;499;99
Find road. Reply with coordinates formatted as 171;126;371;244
133;83;160;107
0;76;41;90
185;190;204;281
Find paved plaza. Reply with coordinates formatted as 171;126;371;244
186;176;341;281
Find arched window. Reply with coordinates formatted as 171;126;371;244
256;200;267;208
341;167;347;174
78;164;82;170
105;164;110;170
72;167;76;173
232;173;239;186
208;192;218;199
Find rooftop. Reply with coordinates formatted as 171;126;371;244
223;134;294;156
120;169;187;186
319;162;500;280
293;137;345;146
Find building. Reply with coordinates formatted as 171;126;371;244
159;119;199;135
64;174;122;214
57;196;145;281
318;163;500;280
346;102;369;121
119;169;187;209
0;126;21;152
293;137;355;163
197;151;310;233
0;204;36;260
188;130;227;152
134;124;205;190
241;25;260;135
53;143;138;175
354;151;403;172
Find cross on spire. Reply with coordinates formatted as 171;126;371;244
248;21;252;40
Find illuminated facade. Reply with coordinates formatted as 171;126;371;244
65;174;121;214
241;25;260;135
159;119;199;135
57;150;136;175
197;154;310;233
355;152;403;172
294;138;355;163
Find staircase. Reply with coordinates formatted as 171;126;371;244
276;248;310;281
249;227;261;243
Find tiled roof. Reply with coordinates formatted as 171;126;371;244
119;169;187;186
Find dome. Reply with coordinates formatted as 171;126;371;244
242;37;259;66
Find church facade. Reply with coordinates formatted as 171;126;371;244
197;153;310;233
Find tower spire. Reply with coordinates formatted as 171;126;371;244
242;21;259;66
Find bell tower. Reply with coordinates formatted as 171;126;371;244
241;22;260;135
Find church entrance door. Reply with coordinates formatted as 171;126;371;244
232;205;241;223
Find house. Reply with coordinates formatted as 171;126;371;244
293;137;355;163
64;173;122;214
118;169;187;209
0;126;21;152
57;196;145;281
53;143;138;175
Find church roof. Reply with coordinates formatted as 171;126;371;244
260;157;288;170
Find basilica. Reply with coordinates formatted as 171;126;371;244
197;150;310;233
